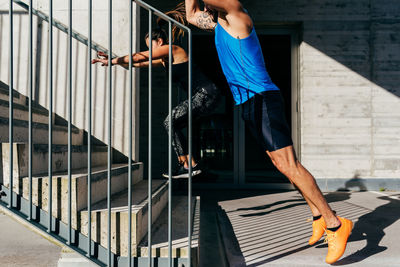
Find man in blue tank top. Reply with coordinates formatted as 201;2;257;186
185;0;352;264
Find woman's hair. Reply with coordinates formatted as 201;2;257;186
157;1;188;42
145;28;168;44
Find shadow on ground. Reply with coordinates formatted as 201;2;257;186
331;194;400;266
200;179;399;266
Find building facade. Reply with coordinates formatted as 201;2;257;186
0;0;399;190
139;0;400;190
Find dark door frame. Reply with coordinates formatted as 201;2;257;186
234;24;301;189
192;24;301;190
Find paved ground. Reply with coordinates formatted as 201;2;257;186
0;210;62;267
1;190;399;267
204;190;400;267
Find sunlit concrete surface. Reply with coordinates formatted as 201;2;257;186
0;211;62;267
215;190;400;267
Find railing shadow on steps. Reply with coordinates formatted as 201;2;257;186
0;0;196;266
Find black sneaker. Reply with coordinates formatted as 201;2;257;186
162;163;202;179
191;163;202;177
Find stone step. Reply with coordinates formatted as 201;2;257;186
2;143;108;190
0;117;83;145
0;82;59;122
137;196;200;265
79;179;169;256
17;162;143;229
0;88;82;135
0;99;51;125
0;81;26;106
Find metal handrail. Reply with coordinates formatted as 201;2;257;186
12;0;116;57
134;0;191;32
134;1;193;266
5;0;194;266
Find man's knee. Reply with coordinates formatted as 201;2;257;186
272;157;292;174
268;148;298;175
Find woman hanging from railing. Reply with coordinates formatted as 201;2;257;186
92;3;221;179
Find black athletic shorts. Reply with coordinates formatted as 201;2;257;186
241;90;293;152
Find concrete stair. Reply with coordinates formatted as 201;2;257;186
0;100;83;145
0;82;83;146
0;117;83;146
137;195;200;265
0;81;27;106
80;179;169;256
0;82;198;265
2;143;109;192
0;98;51;125
18;163;143;229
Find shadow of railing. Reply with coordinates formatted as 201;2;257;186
217;180;399;266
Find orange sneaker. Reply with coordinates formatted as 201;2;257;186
325;217;353;264
309;216;326;245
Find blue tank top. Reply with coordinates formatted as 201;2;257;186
215;23;279;105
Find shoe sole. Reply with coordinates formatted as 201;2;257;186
162;170;202;179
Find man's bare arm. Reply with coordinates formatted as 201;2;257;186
193;11;216;30
202;0;242;14
185;0;216;30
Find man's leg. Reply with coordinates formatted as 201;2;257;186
267;145;353;264
178;155;197;169
267;150;322;218
241;91;351;263
294;185;321;217
266;145;339;227
267;147;333;245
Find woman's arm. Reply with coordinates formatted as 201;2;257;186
132;59;164;68
112;45;171;65
92;46;171;67
113;60;164;69
185;0;217;30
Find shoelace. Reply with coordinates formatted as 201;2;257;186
324;231;337;250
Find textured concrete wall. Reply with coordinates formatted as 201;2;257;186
370;0;400;179
246;0;400;181
0;0;140;160
139;1;400;182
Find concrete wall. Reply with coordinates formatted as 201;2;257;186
0;0;140;160
247;0;400;182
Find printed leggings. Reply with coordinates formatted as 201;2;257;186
163;83;220;157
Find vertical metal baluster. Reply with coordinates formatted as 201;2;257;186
128;0;133;265
8;0;13;209
67;0;72;246
107;0;112;264
87;0;92;257
28;0;33;221
187;29;192;267
168;21;172;267
48;0;54;231
147;9;153;267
